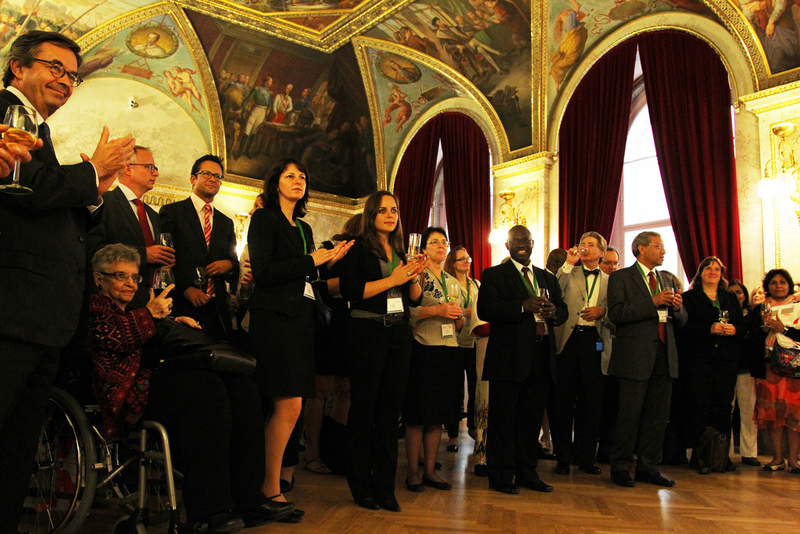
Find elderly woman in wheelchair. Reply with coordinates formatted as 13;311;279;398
88;244;296;532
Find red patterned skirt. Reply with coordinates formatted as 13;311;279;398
754;363;800;431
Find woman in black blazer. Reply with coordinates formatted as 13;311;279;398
339;191;426;512
248;158;351;517
679;256;743;472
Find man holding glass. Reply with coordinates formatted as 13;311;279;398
159;154;238;341
607;231;687;488
87;146;175;309
0;31;135;531
478;225;568;495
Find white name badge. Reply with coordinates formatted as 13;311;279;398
387;296;404;314
441;323;455;338
534;313;545;323
304;281;315;300
657;309;668;323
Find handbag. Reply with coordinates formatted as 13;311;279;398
768;331;800;378
312;279;333;329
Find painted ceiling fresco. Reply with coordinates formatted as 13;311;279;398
365;0;532;153
187;9;377;198
734;0;800;74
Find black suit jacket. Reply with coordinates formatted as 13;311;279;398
0;89;99;347
606;264;688;381
247;207;318;318
87;187;161;309
478;260;568;382
158;197;238;323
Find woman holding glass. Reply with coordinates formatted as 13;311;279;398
404;227;464;492
247;158;351;517
443;246;480;451
748;269;800;473
338;191;426;512
680;256;742;472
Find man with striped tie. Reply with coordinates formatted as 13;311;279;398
160;154;238;341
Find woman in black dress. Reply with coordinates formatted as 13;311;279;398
247;158;351;516
339;191;426;512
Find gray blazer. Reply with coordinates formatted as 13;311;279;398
554;264;613;373
606;263;687;381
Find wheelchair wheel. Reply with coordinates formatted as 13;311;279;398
112;515;148;534
18;386;97;534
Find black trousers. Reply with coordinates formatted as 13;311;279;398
686;358;739;444
446;345;478;438
610;342;672;475
145;369;266;523
345;319;412;502
486;340;550;485
0;336;60;534
553;328;607;466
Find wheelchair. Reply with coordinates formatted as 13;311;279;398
17;384;182;534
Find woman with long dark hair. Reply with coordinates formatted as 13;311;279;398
247;158;351;519
338;191;427;512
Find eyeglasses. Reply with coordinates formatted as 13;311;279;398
100;272;143;283
33;58;82;86
455;257;472;263
195;170;224;181
648;243;665;250
129;163;158;173
427;239;449;247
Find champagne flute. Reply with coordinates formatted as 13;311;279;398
193;267;207;290
407;233;422;262
158;232;174;249
153;268;175;291
0;105;38;195
534;287;549;300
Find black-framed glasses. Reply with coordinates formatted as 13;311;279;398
129;163;158;173
195;170;224;181
100;271;143;283
32;58;82;86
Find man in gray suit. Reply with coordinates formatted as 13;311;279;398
553;231;612;476
607;231;687;488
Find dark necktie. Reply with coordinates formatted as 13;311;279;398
649;270;667;343
132;198;155;247
523;267;546;337
39;122;52;152
584;268;600;276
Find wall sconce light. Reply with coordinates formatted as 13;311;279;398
489;190;527;244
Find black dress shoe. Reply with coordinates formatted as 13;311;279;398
635;471;675;487
201;512;245;533
555;462;570;475
280;475;295;493
517;478;554;492
355;497;380;510
241;499;295;527
611;471;635;487
579;464;602;475
474;464;489;477
422;475;452;490
278;508;305;523
405;478;424;492
489;480;519;494
377;496;402;512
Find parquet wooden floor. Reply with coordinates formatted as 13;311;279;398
79;427;799;534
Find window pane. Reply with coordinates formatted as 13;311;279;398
622;157;670;224
623;225;681;281
624;106;657;161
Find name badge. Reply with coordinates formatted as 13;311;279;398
441;323;455;338
534;313;545;323
657;309;668;323
387;296;404;314
304;281;315;300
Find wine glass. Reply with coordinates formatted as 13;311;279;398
158;233;173;249
0;105;38;195
762;301;772;315
446;277;461;304
193;267;207;290
534;287;549;300
719;310;730;324
153;268;175;291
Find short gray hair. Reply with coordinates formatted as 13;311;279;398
631;231;660;258
579;231;607;254
91;244;140;273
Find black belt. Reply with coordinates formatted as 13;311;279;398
356;313;406;327
574;325;596;332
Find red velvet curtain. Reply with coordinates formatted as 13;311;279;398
558;38;638;249
393;118;442;235
639;31;743;280
440;113;492;281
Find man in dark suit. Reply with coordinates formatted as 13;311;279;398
607;231;687;488
0;31;134;531
478;225;568;495
87;146;175;309
553;231;612;476
160;154;238;341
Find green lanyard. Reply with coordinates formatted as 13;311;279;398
518;266;539;295
707;292;721;311
293;218;307;254
387;249;398;274
583;268;599;303
439;271;449;302
460;280;471;308
635;262;660;296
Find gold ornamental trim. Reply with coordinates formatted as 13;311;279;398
353;37;387;190
741;80;800;103
492;151;555;172
749;97;800;116
532;0;547;153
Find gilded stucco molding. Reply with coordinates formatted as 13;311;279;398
748;97;800;116
493;151;555;172
531;0;547;153
352;37;387;190
78;3;172;50
703;0;763;90
741;80;800;103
